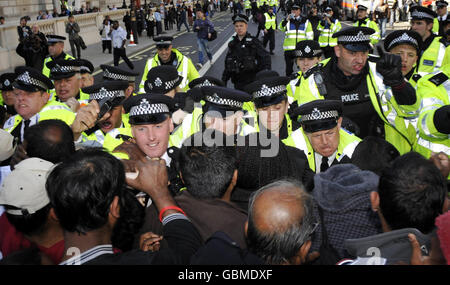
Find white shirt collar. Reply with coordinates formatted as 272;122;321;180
314;150;337;174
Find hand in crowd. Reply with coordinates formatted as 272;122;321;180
71;100;110;140
139;232;163;252
408;233;446;265
375;46;404;86
113;140;146;161
65;97;81;113
9;144;28;170
429;151;450;178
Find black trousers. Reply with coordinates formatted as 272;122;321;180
263;29;275;52
284;50;295;76
113;47;134;69
156;21;162;35
102;40;111;53
69;39;81;58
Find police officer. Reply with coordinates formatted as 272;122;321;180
410;6;450;75
78;80;133;159
245;76;300;140
170;85;256;148
42;35;74;78
3;66;75;144
283;100;361;173
384;30;423;88
436;0;449;37
287;40;323;104
0;73;18;123
46;59;90;111
297;26;420;155
79;59;95;88
222;14;271;91
317;7;341;59
353;5;380;46
143;65;191;126
262;6;277;55
139;36;199;93
279;4;314;76
101;64;139;99
414;64;450;165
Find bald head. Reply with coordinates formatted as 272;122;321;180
246;180;315;265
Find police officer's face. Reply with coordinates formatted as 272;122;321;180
410;20;433;39
1;90;16;106
335;46;368;76
157;45;173;63
389;44;418;76
204;111;243;136
437;5;447;16
48;42;64;57
306;118;342;158
13;89;49;120
292;8;300;17
132;117;174;159
296;57;321;73
80;73;94;88
357;9;367;19
54;74;81;102
234;22;248;37
98;105;123;133
257;101;288;133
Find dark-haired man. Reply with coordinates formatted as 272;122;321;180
342;152;449;265
47;148;202;265
138;130;248;249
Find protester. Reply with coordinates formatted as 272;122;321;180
66;15;82;59
109;20;134;69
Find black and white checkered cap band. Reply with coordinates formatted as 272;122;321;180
50;64;80;74
206;94;243;108
253;84;286;98
338;31;371;43
411;10;434;19
156;40;172;46
197;79;215;87
103;69;133;81
165;77;179;90
129;99;170;117
16;71;48;90
302;108;339;122
387;33;419;50
294;48;322;57
90;87;125;100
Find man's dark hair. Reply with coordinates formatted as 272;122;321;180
246;180;315;264
5;204;51;236
46;148;125;234
24;119;75;164
378;152;447;234
178;131;237;199
352;136;400;176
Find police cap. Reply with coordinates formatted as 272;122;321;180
232;14;249;24
82;80;129;105
384;30;422;54
123;93;175;125
47;58;84;80
79;59;94;74
144;65;183;94
245;76;290;108
333;26;374;52
410;6;437;20
293;40;323;58
188;76;224;89
13;66;54;92
0;73;17;92
46;34;66;44
101;64;139;82
153;36;174;48
200;86;252;117
291;100;343;133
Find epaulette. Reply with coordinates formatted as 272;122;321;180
428;72;449;86
303;63;323;79
289;72;300;80
439;37;449;47
411;73;422;83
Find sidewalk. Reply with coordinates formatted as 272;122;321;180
3;10;230;74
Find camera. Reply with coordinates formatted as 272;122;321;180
97;97;114;121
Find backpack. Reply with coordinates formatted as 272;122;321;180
312;206;342;265
208;29;217;41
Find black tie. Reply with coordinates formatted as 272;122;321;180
23;119;31;134
320;156;329;173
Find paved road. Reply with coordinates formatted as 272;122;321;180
95;11;411;89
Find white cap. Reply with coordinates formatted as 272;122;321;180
0;129;15;161
0;158;54;215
